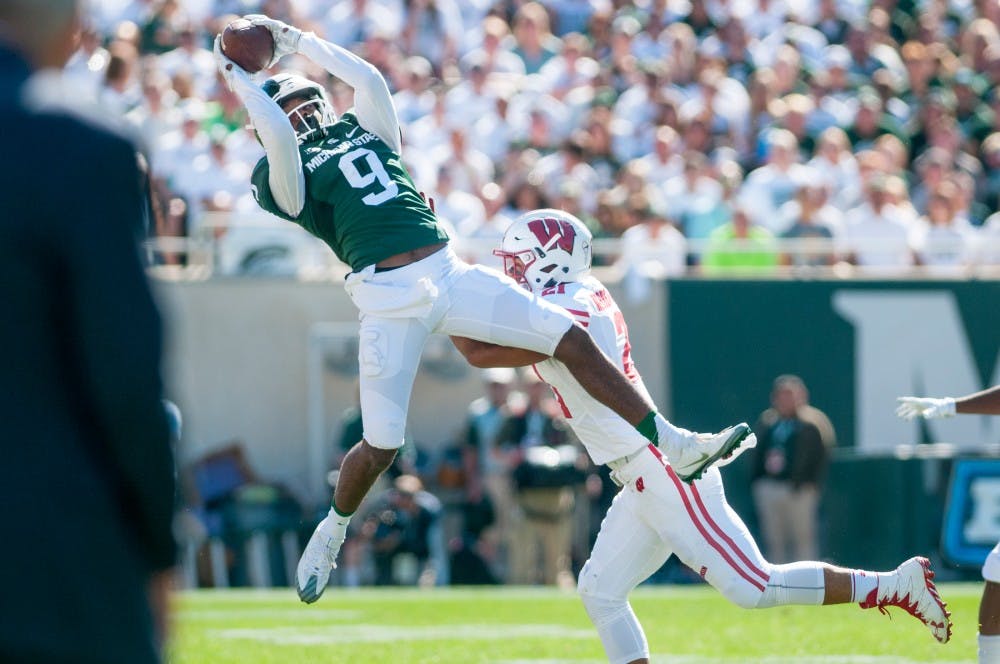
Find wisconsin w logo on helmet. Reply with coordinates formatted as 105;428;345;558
526;217;577;256
495;209;593;292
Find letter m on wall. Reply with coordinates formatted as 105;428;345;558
834;290;999;452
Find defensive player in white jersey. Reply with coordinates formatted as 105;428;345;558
453;209;952;663
898;386;1000;663
214;16;754;604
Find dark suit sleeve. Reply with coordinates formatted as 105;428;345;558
790;422;826;488
63;134;176;572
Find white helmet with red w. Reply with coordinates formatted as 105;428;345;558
494;208;592;292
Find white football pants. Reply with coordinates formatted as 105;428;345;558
579;445;821;664
345;246;574;449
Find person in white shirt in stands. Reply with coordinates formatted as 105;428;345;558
630;125;683;192
391;55;435;125
980;212;1000;266
807;127;860;211
910;183;979;274
843;175;913;271
432;165;486;238
444;55;499;128
617;196;687;302
428;125;495;198
155;24;216;98
738;129;815;235
321;0;403;47
153;99;209;185
459;14;526;78
536;31;600;104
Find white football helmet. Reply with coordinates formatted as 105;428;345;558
494;208;592;291
262;73;336;143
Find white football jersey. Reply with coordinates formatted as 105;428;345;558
532;276;652;465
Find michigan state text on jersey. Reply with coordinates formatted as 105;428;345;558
251;109;446;272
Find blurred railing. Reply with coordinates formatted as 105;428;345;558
145;212;1000;282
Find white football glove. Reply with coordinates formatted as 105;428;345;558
244;14;302;67
895;396;957;420
213;35;250;91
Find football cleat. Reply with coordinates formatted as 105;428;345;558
670;423;756;483
859;556;952;643
296;516;345;604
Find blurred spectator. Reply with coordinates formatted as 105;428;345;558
664;151;726;247
322;0;403;47
910;183;979;275
101;40;141;115
631;125;683;190
512;2;561;75
366;475;442;586
843;176;914;271
537;31;599;104
461;14;525;77
156;23;214;97
500;373;578;588
750;375;829;563
981;212;1000;265
702;205;779;275
153;99;208;185
434;164;486;238
462;367;519;581
64;25;109;95
392;55;434;125
779;184;840;267
445;55;498;127
739;129;814;235
172;130;250;233
460;182;512;270
807;126;860;209
400;0;462;71
618;195;687;302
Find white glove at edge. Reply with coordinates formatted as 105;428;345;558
895;396;957;420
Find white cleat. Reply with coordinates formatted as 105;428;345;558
859;556;952;643
296;517;344;604
669;423;757;483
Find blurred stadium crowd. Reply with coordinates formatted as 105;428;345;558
79;0;1000;277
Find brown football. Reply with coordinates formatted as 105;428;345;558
221;19;274;73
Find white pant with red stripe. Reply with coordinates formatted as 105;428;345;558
579;445;773;663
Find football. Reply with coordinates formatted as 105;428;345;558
221;19;274;73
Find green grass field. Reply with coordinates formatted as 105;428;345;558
171;583;983;663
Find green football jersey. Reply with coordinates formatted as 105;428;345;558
251;112;448;271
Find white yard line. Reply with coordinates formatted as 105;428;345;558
213;623;595;645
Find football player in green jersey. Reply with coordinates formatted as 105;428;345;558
214;15;754;604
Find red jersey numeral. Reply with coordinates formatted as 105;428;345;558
541;283;567;297
612;309;638;381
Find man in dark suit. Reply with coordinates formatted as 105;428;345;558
749;375;829;564
0;1;176;662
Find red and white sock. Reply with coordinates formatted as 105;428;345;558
851;570;880;603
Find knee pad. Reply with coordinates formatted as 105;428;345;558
755;561;824;608
713;564;772;609
578;564;628;623
577;566;648;664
